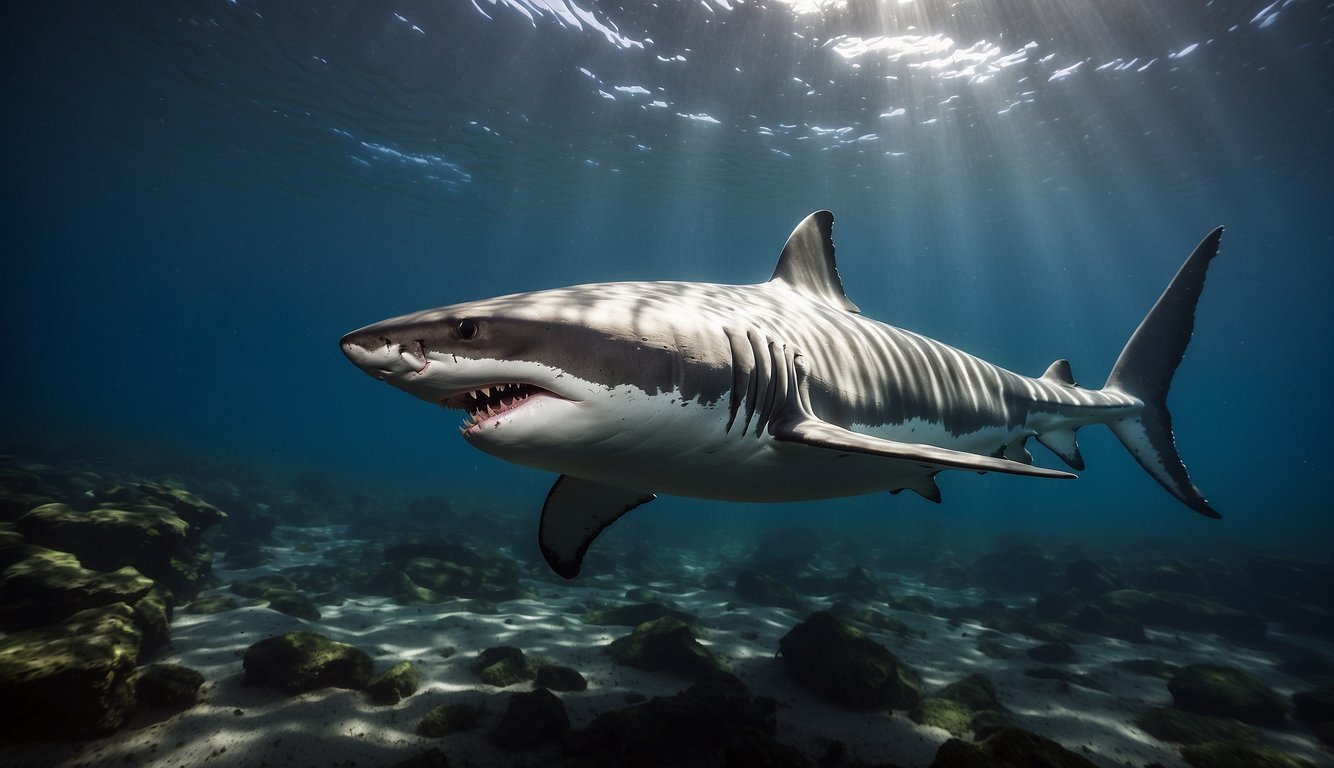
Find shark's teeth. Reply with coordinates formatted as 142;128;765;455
447;382;554;432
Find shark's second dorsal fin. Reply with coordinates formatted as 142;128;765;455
1041;359;1077;386
771;211;861;314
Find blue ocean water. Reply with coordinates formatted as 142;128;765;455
2;0;1331;559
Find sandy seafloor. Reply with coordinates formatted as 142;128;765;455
6;524;1331;768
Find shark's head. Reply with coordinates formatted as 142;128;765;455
340;284;732;471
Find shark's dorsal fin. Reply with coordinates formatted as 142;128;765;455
1041;359;1077;386
771;211;861;314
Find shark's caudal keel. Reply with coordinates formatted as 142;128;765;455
342;211;1225;578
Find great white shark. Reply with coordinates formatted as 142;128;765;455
342;211;1224;578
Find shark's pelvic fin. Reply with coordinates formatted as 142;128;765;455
539;476;655;579
1036;428;1085;471
1103;227;1224;519
770;210;861;314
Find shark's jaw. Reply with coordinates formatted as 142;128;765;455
442;382;562;435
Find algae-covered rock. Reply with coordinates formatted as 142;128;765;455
0;603;143;738
0;548;154;629
777;610;921;710
913;697;974;737
1292;683;1334;724
911;673;1008;738
929;726;1098;768
242;631;372;693
1168;663;1288;725
976;636;1013;660
1179;741;1315;768
136;482;226;530
841;564;891;600
830;602;926;640
735;569;805;610
367;661;420;705
132;586;173;658
489;688;569;751
534;664;587;691
1061;559;1124;595
472;646;533;687
1111;658;1179;679
1025;667;1107;692
14;501;215;599
1026;641;1077;664
184;593;239;614
230;574;299;598
388;747;452;768
581;601;702;629
566;671;776;765
417;701;481;736
888;594;936;615
136;663;205;709
267;591;321;621
937;673;1004;712
1132;706;1260;745
609;616;725;679
1100;589;1266;644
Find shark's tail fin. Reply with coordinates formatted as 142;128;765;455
1102;227;1224;519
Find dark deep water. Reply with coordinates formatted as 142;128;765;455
4;0;1331;552
2;2;1334;765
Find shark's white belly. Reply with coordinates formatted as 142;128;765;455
475;385;1022;502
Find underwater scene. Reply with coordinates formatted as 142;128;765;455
2;1;1333;767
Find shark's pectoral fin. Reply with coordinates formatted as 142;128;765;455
539;476;655;579
771;415;1077;479
767;346;1077;481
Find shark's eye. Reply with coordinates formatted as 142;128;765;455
456;319;478;340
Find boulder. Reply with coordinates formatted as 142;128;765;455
735;570;805;610
566;671;776;764
911;673;1009;738
1061;559;1124;595
184;593;239;614
267;591;321;621
929;727;1099;768
0;603;143;738
367;661;420;705
1111;658;1179;680
136;663;205;709
1179;741;1315;768
1025;668;1106;692
1026;642;1077;664
1292;683;1334;724
14;501;216;600
831;602;925;640
1100;589;1266;644
417;701;480;736
609;617;725;679
841;565;891;601
534;664;587;692
1168;664;1288;725
581;601;703;629
777;611;920;710
489;688;569;751
242;631;372;693
0;548;154;630
387;747;451;768
1133;706;1259;745
472;646;533;687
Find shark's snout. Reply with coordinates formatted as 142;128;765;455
340;330;427;380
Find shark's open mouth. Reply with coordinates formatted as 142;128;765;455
444;383;556;431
